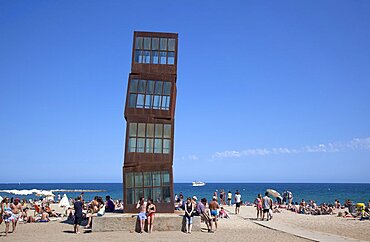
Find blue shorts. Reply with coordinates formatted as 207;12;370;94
211;210;218;216
185;216;193;224
138;212;147;220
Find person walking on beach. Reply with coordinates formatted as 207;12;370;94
184;197;194;233
73;196;83;234
1;197;15;236
262;192;273;221
227;191;232;206
136;197;147;233
146;198;156;233
10;198;22;233
234;190;241;214
254;194;263;220
209;197;220;230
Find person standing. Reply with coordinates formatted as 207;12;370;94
234;190;241;214
196;198;213;233
10;198;22;233
73;196;83;234
136;197;147;233
184;197;194;233
1;197;15;236
255;194;263;220
209;197;220;230
227;191;232;206
262;192;273;221
146;198;156;233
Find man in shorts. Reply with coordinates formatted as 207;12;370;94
262;192;273;221
196;198;213;232
74;196;84;233
234;191;241;214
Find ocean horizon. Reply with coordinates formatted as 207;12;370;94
1;182;370;205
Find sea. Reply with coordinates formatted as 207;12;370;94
1;183;370;205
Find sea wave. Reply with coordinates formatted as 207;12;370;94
0;189;106;196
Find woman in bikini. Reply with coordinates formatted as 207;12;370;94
1;197;15;236
146;198;156;233
255;194;263;220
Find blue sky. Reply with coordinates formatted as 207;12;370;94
0;0;369;183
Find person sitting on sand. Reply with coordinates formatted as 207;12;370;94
136;197;147;233
38;208;50;222
219;207;229;219
146;198;156;233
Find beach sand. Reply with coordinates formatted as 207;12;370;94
0;206;368;241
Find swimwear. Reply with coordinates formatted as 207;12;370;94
138;212;147;220
235;202;241;208
147;212;155;218
210;210;218;216
39;219;48;223
2;204;14;223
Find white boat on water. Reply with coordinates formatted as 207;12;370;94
192;181;206;187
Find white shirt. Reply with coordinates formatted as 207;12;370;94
235;194;241;203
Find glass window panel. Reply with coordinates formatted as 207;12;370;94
138;80;146;93
128;138;136;152
146;138;153;153
127;188;134;204
144;51;151;63
146;80;155;94
137;123;145;137
153;95;161;109
161;96;170;110
134;188;143;203
167;51;175;65
135;50;143;63
128;94;137;108
144;94;152;109
154;139;162;153
163;124;171;138
137;138;145;152
163;82;171;95
144;188;153;200
126;173;134;188
152;172;161;186
146;123;154;137
163;139;171;154
129;123;137;137
163;187;171;203
160;38;167;50
136;94;144;108
155;124;163;137
155;81;163;95
135;173;143;187
143;37;151;50
135;37;143;49
162;172;170;186
129;79;138;92
153;188;162;203
143;172;152;187
152;38;159;50
168;38;175;51
151;51;159;64
160;51;166;64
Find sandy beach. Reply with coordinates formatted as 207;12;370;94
1;205;369;242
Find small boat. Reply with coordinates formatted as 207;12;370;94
192;181;206;187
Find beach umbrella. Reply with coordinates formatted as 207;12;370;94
266;189;282;198
58;194;70;207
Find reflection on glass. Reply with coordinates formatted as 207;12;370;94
144;94;152;109
138;80;146;93
135;50;142;63
144;37;151;50
138;123;145;137
135;37;143;49
144;51;150;63
135;173;143;187
163;187;171;203
153;188;162;203
153;95;161;109
126;173;134;188
152;51;159;64
162;172;170;186
152;38;159;50
167;51;175;64
154;139;162;153
155;81;163;95
128;138;136;152
163;139;171;154
127;188;134;204
161;96;170;110
160;38;167;51
144;188;153;199
137;138;145;152
152;172;161;186
129;123;137;136
130;79;138;92
146;124;154;137
134;188;143;203
163;82;171;95
168;39;175;51
128;94;136;108
160;51;166;64
146;138;153;153
155;124;163;137
144;172;152;186
136;94;144;108
146;80;155;94
163;124;171;138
